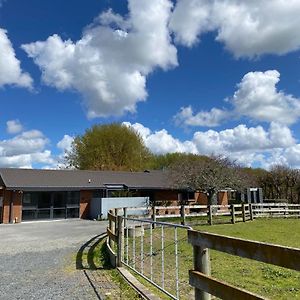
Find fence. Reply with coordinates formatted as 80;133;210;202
126;203;300;225
253;203;300;218
188;229;300;300
106;205;300;300
121;204;253;226
107;208;192;299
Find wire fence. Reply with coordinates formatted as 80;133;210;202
121;217;193;300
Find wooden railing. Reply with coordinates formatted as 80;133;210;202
153;204;253;225
253;203;300;218
188;229;300;300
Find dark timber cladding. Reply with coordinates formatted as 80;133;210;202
0;168;177;223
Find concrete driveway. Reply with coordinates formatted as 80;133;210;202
0;220;108;300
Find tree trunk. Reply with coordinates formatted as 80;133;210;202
207;190;217;205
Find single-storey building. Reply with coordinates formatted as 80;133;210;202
0;168;192;224
0;168;261;224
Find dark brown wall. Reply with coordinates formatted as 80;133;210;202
153;190;179;205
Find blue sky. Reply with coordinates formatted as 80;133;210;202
1;0;300;169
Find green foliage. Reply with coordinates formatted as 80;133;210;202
65;123;151;171
148;152;208;170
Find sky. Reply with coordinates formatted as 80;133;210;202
1;0;300;169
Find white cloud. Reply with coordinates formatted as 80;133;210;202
123;122;197;154
57;134;74;152
0;129;55;168
175;70;300;127
124;121;300;168
6;119;23;134
174;106;229;127
22;0;177;118
192;123;295;155
0;28;33;88
170;0;300;58
232;70;300;125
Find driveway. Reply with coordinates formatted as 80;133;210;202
0;220;108;300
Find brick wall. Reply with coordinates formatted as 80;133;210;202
13;191;22;223
2;190;10;224
80;190;92;219
218;191;229;206
195;192;208;205
1;190;23;223
195;191;229;206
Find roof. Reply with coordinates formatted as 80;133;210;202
0;168;172;191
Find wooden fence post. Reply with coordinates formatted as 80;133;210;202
181;204;186;225
109;209;113;248
249;204;254;221
193;246;211;300
231;204;235;224
152;206;156;229
117;215;124;267
242;203;246;222
123;207;127;228
114;208;118;235
208;205;213;225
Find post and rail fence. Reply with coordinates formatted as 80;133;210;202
121;203;300;225
106;205;300;300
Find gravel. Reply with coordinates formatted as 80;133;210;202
0;220;107;300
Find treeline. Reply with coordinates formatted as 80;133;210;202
65;123;300;204
244;166;300;204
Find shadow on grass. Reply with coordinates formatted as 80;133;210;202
76;233;113;300
76;233;112;270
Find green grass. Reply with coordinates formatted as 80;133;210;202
125;219;300;300
195;219;300;299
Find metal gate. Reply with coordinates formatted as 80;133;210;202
107;209;192;300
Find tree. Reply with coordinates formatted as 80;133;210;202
148;152;208;170
169;155;250;205
65;123;151;171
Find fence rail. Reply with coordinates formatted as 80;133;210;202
106;205;300;300
149;203;300;224
188;229;300;300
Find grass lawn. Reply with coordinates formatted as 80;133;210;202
125;218;300;300
197;219;300;299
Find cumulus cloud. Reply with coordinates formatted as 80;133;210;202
6;119;23;134
192;123;295;155
170;0;300;58
174;106;229;127
0;129;54;168
57;134;74;152
175;70;300;127
53;134;74;169
0;28;33;88
123;122;197;154
232;70;300;125
124;121;300;168
22;0;177;118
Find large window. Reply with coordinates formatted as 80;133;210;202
22;191;80;221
